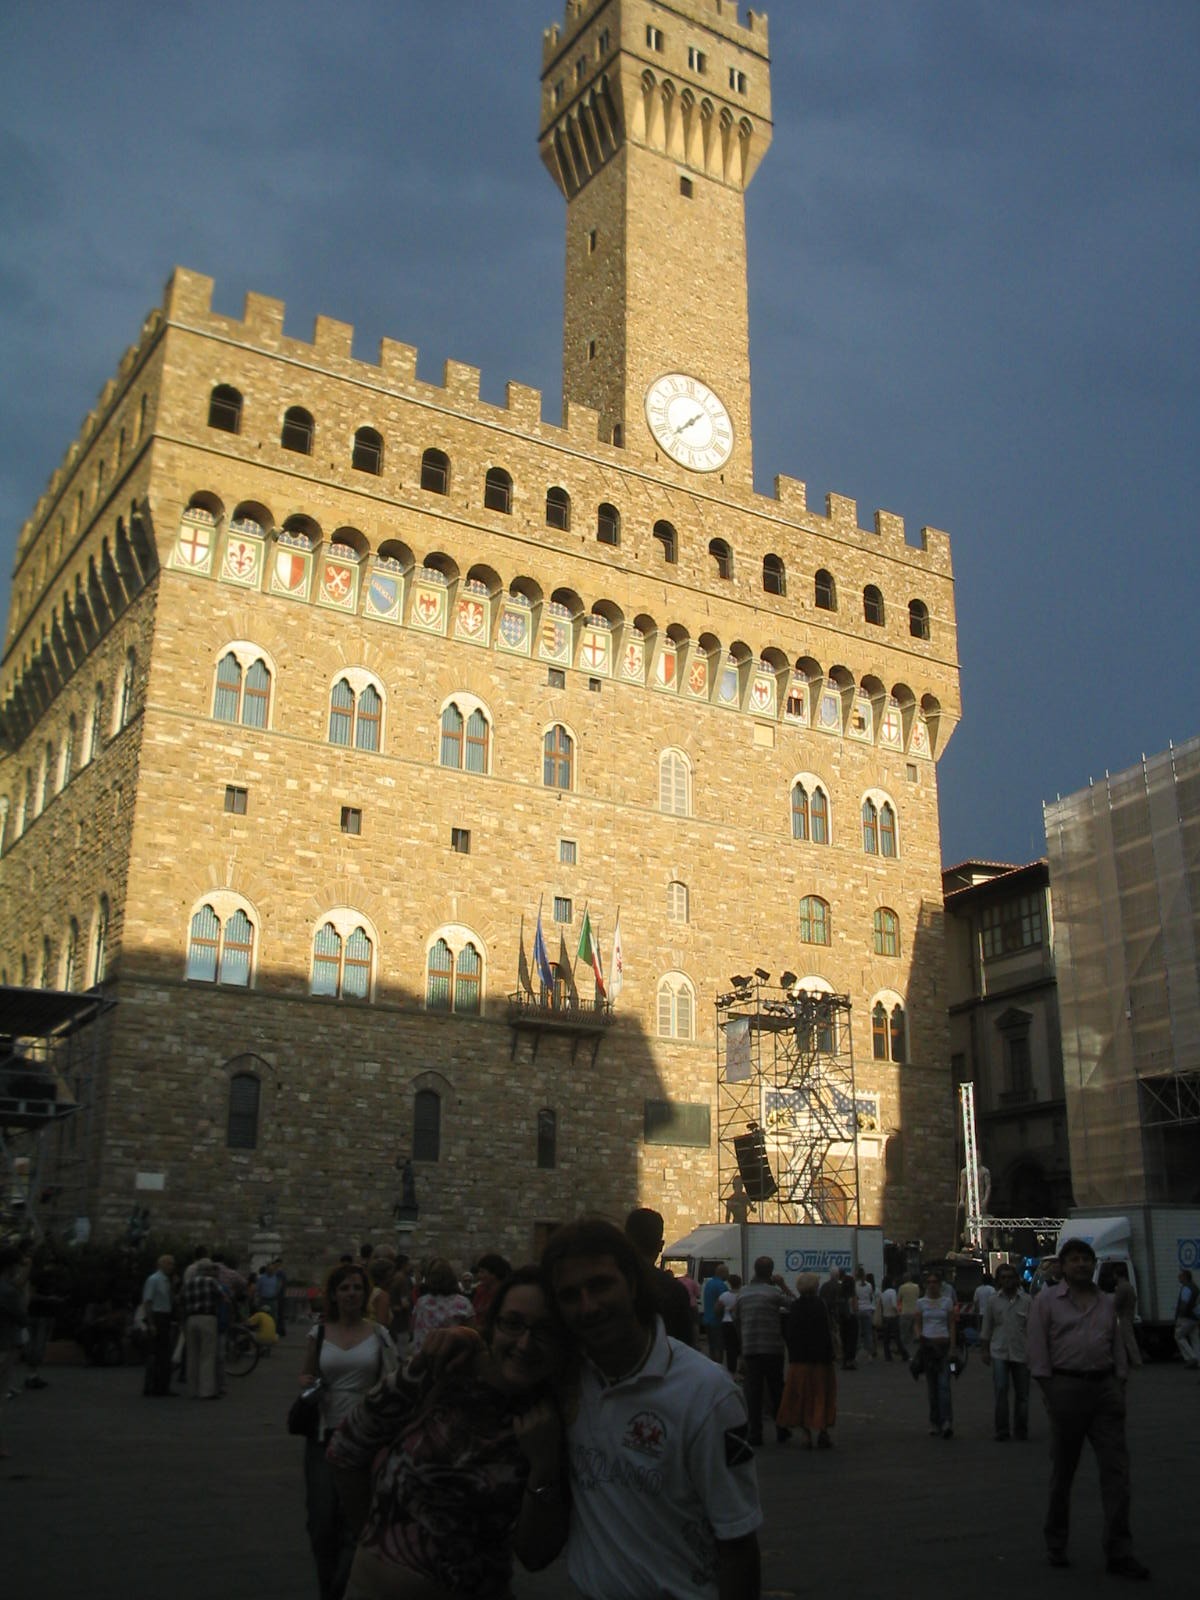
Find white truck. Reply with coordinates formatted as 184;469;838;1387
1058;1205;1200;1357
662;1221;885;1287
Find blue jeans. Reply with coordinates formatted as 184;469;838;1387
991;1356;1030;1438
923;1342;952;1429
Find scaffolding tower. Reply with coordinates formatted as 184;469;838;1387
716;981;861;1224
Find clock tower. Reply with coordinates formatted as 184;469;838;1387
540;0;772;489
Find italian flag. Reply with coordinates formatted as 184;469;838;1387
577;910;606;997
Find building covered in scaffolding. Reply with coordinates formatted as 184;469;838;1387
1044;737;1200;1207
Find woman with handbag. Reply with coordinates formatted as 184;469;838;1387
914;1267;959;1439
299;1262;397;1600
328;1264;568;1600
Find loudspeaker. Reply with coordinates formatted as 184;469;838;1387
733;1129;777;1202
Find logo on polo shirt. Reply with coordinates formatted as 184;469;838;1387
623;1410;667;1458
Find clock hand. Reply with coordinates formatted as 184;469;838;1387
673;411;705;436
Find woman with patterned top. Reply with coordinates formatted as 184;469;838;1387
299;1262;398;1600
328;1264;568;1600
409;1258;474;1353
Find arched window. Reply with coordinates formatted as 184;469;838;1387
280;406;314;454
863;798;879;854
791;781;830;845
38;743;53;814
207;385;242;434
413;1088;441;1161
60;716;76;789
659;748;691;816
543;725;574;790
425;934;483;1015
420;448;450;494
186;903;254;987
118;648;136;729
879;802;897;858
667;880;689;923
213;651;272;728
484;467;513;514
89;683;105;759
546;486;571;530
909;598;930;640
709;538;733;579
92;895;110;985
763;553;786;596
864;585;885;626
872;999;907;1062
311;922;373;999
440;699;491;773
657;973;696;1040
227;1071;261;1149
351;426;383;474
537;1108;557;1169
799;896;831;946
863;795;898;857
597;503;620;545
653;521;678;564
329;678;382;751
873;908;899;957
814;569;837;611
63;918;79;991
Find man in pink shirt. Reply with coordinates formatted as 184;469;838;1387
1027;1237;1148;1581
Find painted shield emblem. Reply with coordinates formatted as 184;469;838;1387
368;574;398;614
719;667;739;704
274;550;307;592
751;679;772;711
655;649;676;688
819;691;840;728
416;590;443;626
581;633;608;670
457;599;484;637
177;523;211;567
225;540;257;579
688;659;707;696
623;643;643;679
499;608;528;648
323;564;352;601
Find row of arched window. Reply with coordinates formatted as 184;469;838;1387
797;898;901;956
178;902;914;1057
8;899;109;992
1;651;137;846
203;651;905;854
205;384;933;634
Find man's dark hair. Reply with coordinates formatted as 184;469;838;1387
360;1243;374;1262
624;1207;665;1261
752;1255;774;1281
542;1215;660;1329
1059;1237;1097;1263
474;1252;512;1279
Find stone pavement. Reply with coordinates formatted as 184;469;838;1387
3;1339;1194;1598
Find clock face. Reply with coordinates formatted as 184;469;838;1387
644;373;734;472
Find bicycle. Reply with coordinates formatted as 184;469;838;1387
224;1321;262;1377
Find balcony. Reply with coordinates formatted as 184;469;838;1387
506;990;615;1063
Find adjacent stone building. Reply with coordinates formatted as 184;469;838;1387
0;0;961;1273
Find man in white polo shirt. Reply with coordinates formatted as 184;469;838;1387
540;1215;763;1600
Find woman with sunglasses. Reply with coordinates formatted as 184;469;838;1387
328;1264;568;1600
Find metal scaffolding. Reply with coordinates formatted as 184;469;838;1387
716;980;861;1224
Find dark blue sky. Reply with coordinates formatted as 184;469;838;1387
2;1;1196;866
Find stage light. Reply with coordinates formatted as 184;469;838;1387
780;970;798;990
754;967;770;983
731;974;753;990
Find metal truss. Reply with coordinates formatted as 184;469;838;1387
716;983;860;1225
1139;1072;1200;1128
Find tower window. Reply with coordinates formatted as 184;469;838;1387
575;55;587;83
207;385;242;434
553;80;565;106
653;521;678;564
864;585;885;626
647;25;664;52
543;725;574;790
341;807;363;835
814;569;837;611
546;486;571;531
729;68;748;94
420;448;450;494
587;339;597;361
680;176;694;199
224;785;248;815
688;47;707;73
909;598;930;640
351;426;383;475
560;838;577;865
451;827;471;855
280;406;314;454
553;897;572;924
763;554;786;596
597;503;620;546
709;539;733;579
587;229;597;254
484;467;513;514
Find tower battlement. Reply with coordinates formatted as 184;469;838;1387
544;0;768;63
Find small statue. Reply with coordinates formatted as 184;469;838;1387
393;1156;419;1221
725;1175;754;1225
